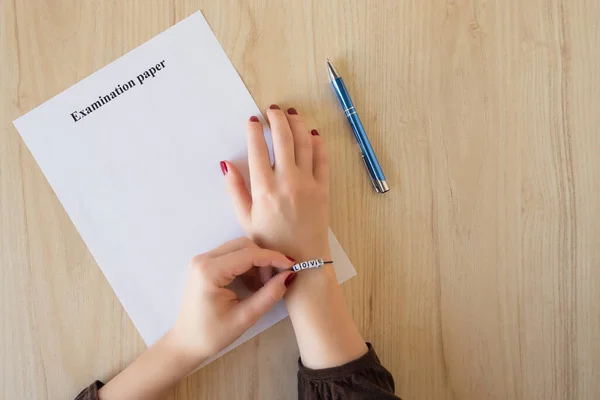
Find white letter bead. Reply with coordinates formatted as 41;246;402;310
291;258;324;272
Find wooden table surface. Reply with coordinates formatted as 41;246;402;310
2;1;599;399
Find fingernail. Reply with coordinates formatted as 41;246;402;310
311;129;320;136
269;104;280;110
249;116;259;122
287;108;297;115
220;161;228;175
286;255;296;263
284;272;297;288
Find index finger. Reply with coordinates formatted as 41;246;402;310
207;247;294;287
247;116;273;190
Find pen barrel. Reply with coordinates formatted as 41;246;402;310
331;78;387;182
331;78;355;112
348;114;386;181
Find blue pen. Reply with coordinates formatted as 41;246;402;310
327;59;389;193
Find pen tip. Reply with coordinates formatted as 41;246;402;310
326;59;340;80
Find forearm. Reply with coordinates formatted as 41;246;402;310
98;331;200;400
285;248;367;369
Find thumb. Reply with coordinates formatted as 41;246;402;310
235;271;296;327
222;161;252;230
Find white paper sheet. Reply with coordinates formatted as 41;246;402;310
13;11;356;367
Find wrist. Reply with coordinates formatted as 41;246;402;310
163;329;207;373
98;330;205;399
292;243;332;264
284;258;338;303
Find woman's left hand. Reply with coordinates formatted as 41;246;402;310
169;237;296;364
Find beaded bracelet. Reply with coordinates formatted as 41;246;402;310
290;258;334;272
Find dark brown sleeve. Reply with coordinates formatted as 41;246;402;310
74;380;104;400
297;343;400;400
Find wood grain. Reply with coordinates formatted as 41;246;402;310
1;0;599;399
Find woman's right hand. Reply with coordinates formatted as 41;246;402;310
99;237;296;400
170;237;295;362
221;105;331;262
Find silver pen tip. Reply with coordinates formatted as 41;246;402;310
326;59;340;81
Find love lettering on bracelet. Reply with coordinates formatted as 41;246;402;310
290;259;333;272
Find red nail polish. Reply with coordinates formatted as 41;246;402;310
284;272;297;288
220;161;228;175
269;104;280;110
286;255;296;262
311;129;319;136
249;116;259;122
287;108;297;115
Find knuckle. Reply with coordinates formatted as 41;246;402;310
233;175;247;188
296;137;312;150
242;245;255;255
239;236;254;247
237;308;256;327
264;288;280;305
280;180;302;197
280;132;294;145
239;246;258;261
253;181;276;197
279;185;295;199
190;255;210;274
285;183;315;201
317;150;329;163
255;188;280;207
190;254;205;267
319;185;329;196
318;190;329;204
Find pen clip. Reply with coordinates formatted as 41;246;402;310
361;153;381;193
